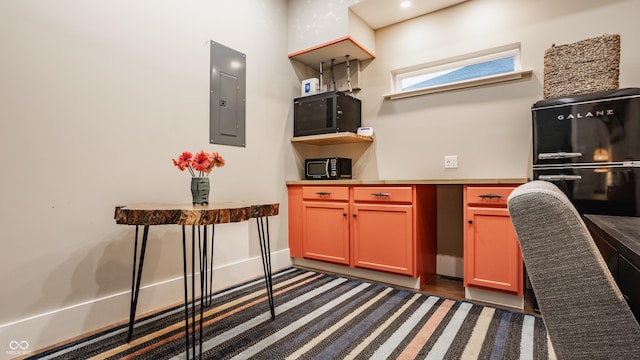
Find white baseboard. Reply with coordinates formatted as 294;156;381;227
465;286;524;310
436;254;463;278
292;258;422;289
0;249;292;356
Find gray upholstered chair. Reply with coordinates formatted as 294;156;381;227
507;180;640;359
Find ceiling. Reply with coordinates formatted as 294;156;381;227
350;0;468;30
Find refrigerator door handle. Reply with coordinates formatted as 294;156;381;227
538;174;583;181
538;152;583;160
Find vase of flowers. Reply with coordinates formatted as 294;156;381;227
190;177;210;205
172;150;225;205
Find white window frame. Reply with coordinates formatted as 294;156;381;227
385;43;531;100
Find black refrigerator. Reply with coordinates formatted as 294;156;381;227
532;88;640;217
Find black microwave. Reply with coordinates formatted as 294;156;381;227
305;158;352;180
293;91;361;137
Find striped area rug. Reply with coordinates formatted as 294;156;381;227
27;267;555;359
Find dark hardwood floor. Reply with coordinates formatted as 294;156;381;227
420;275;539;316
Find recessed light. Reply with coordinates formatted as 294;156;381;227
400;1;412;8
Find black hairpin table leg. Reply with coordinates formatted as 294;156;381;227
181;226;201;359
199;225;215;308
197;225;214;357
182;224;215;360
257;216;275;319
190;226;197;360
181;226;191;359
182;226;198;360
127;225;149;342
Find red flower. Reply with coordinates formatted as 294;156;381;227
192;150;212;172
172;151;193;171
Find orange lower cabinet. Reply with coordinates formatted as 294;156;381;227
464;207;522;294
352;204;414;275
287;184;436;284
463;185;523;297
302;201;350;265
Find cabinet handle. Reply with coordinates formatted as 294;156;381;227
353;214;357;218
315;191;331;196
468;219;473;224
343;213;347;217
372;192;391;197
478;193;503;199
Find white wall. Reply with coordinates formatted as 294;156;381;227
0;0;298;353
304;0;640;181
287;0;362;54
2;0;640;353
354;0;640;182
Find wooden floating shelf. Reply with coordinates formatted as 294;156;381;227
291;132;374;145
288;36;375;68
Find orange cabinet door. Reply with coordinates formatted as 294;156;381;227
302;201;350;264
352;203;414;275
464;207;523;295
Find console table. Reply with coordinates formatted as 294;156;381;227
114;201;279;359
584;214;640;323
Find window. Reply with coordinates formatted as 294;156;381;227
386;44;529;99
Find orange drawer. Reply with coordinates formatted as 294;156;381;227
353;186;413;203
465;186;515;207
302;186;349;201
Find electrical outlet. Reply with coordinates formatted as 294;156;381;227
444;155;458;169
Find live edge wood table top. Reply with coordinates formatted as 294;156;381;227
114;201;280;226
